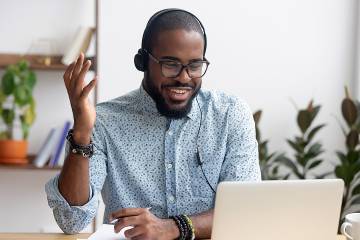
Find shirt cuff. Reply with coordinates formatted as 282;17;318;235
45;174;96;212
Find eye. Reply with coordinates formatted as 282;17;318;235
162;61;181;69
189;62;203;71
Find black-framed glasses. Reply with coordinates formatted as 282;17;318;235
147;51;210;78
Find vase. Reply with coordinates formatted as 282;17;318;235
0;140;28;164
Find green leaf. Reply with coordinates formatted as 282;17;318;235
282;174;291;180
297;110;312;134
310;105;321;122
17;60;29;71
306;124;326;143
336;151;347;164
0;88;6;103
342;98;358;126
24;71;36;90
346;130;359;150
21;106;36;125
351;184;360;196
253;110;262;125
2;109;15;124
347;150;360;164
315;171;333;179
304;143;323;159
287;139;303;153
21;122;30;140
14;86;31;106
277;156;303;179
1;71;15;95
307;159;322;170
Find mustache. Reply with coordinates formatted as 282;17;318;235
162;83;195;89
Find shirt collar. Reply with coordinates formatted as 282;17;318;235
138;84;201;120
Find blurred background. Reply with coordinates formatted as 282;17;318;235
0;0;359;233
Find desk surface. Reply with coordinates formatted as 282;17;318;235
0;233;347;240
0;233;90;239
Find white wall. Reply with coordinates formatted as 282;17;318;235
99;0;358;174
0;0;95;232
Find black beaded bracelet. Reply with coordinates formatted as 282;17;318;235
182;215;195;240
178;215;190;239
170;216;186;240
66;129;94;158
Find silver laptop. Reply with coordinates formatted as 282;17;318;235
212;179;344;240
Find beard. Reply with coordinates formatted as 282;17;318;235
143;73;201;119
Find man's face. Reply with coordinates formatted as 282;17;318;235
144;29;205;118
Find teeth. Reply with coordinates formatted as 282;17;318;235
169;89;187;94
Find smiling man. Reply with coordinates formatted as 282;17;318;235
46;9;260;240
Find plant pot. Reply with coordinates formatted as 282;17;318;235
0;140;28;164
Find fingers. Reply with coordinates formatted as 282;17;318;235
71;53;85;89
131;235;147;240
63;62;75;90
110;208;148;220
114;216;141;233
124;226;145;239
75;60;92;94
80;77;97;99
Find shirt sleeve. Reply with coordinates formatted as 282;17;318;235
45;118;108;234
219;98;262;182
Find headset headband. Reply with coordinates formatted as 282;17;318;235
141;8;207;56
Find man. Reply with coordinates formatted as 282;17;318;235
46;9;260;240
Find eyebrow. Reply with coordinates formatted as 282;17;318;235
160;56;204;62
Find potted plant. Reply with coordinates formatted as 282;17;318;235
0;60;36;164
253;110;289;180
277;100;328;179
334;87;360;228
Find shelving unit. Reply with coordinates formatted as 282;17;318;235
0;54;95;71
0;155;61;170
0;0;99;171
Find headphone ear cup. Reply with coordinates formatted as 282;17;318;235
134;49;148;72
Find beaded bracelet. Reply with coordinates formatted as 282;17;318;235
170;216;186;240
177;215;190;239
183;215;195;240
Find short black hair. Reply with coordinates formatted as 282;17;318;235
143;10;205;52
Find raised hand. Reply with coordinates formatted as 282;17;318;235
63;53;97;144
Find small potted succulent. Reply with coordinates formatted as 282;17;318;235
0;60;36;164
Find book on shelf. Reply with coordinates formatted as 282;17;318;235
33;121;72;168
32;128;58;168
48;121;72;167
61;26;94;65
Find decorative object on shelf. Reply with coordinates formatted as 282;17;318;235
62;26;94;65
0;60;36;164
27;38;59;67
334;87;360;229
253;110;289;180
277;100;328;179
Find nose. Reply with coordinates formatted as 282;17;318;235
175;67;192;83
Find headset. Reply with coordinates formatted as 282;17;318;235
134;8;208;72
135;9;215;193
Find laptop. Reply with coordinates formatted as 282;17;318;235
211;179;344;240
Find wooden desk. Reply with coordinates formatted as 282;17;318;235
0;233;347;240
0;233;90;239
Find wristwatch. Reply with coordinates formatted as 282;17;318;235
66;129;94;158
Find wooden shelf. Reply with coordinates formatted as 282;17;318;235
0;53;95;71
0;155;61;170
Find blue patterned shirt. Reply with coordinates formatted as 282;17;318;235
45;85;261;234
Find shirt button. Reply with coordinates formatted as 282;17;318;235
167;163;172;169
168;131;173;136
168;195;175;202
